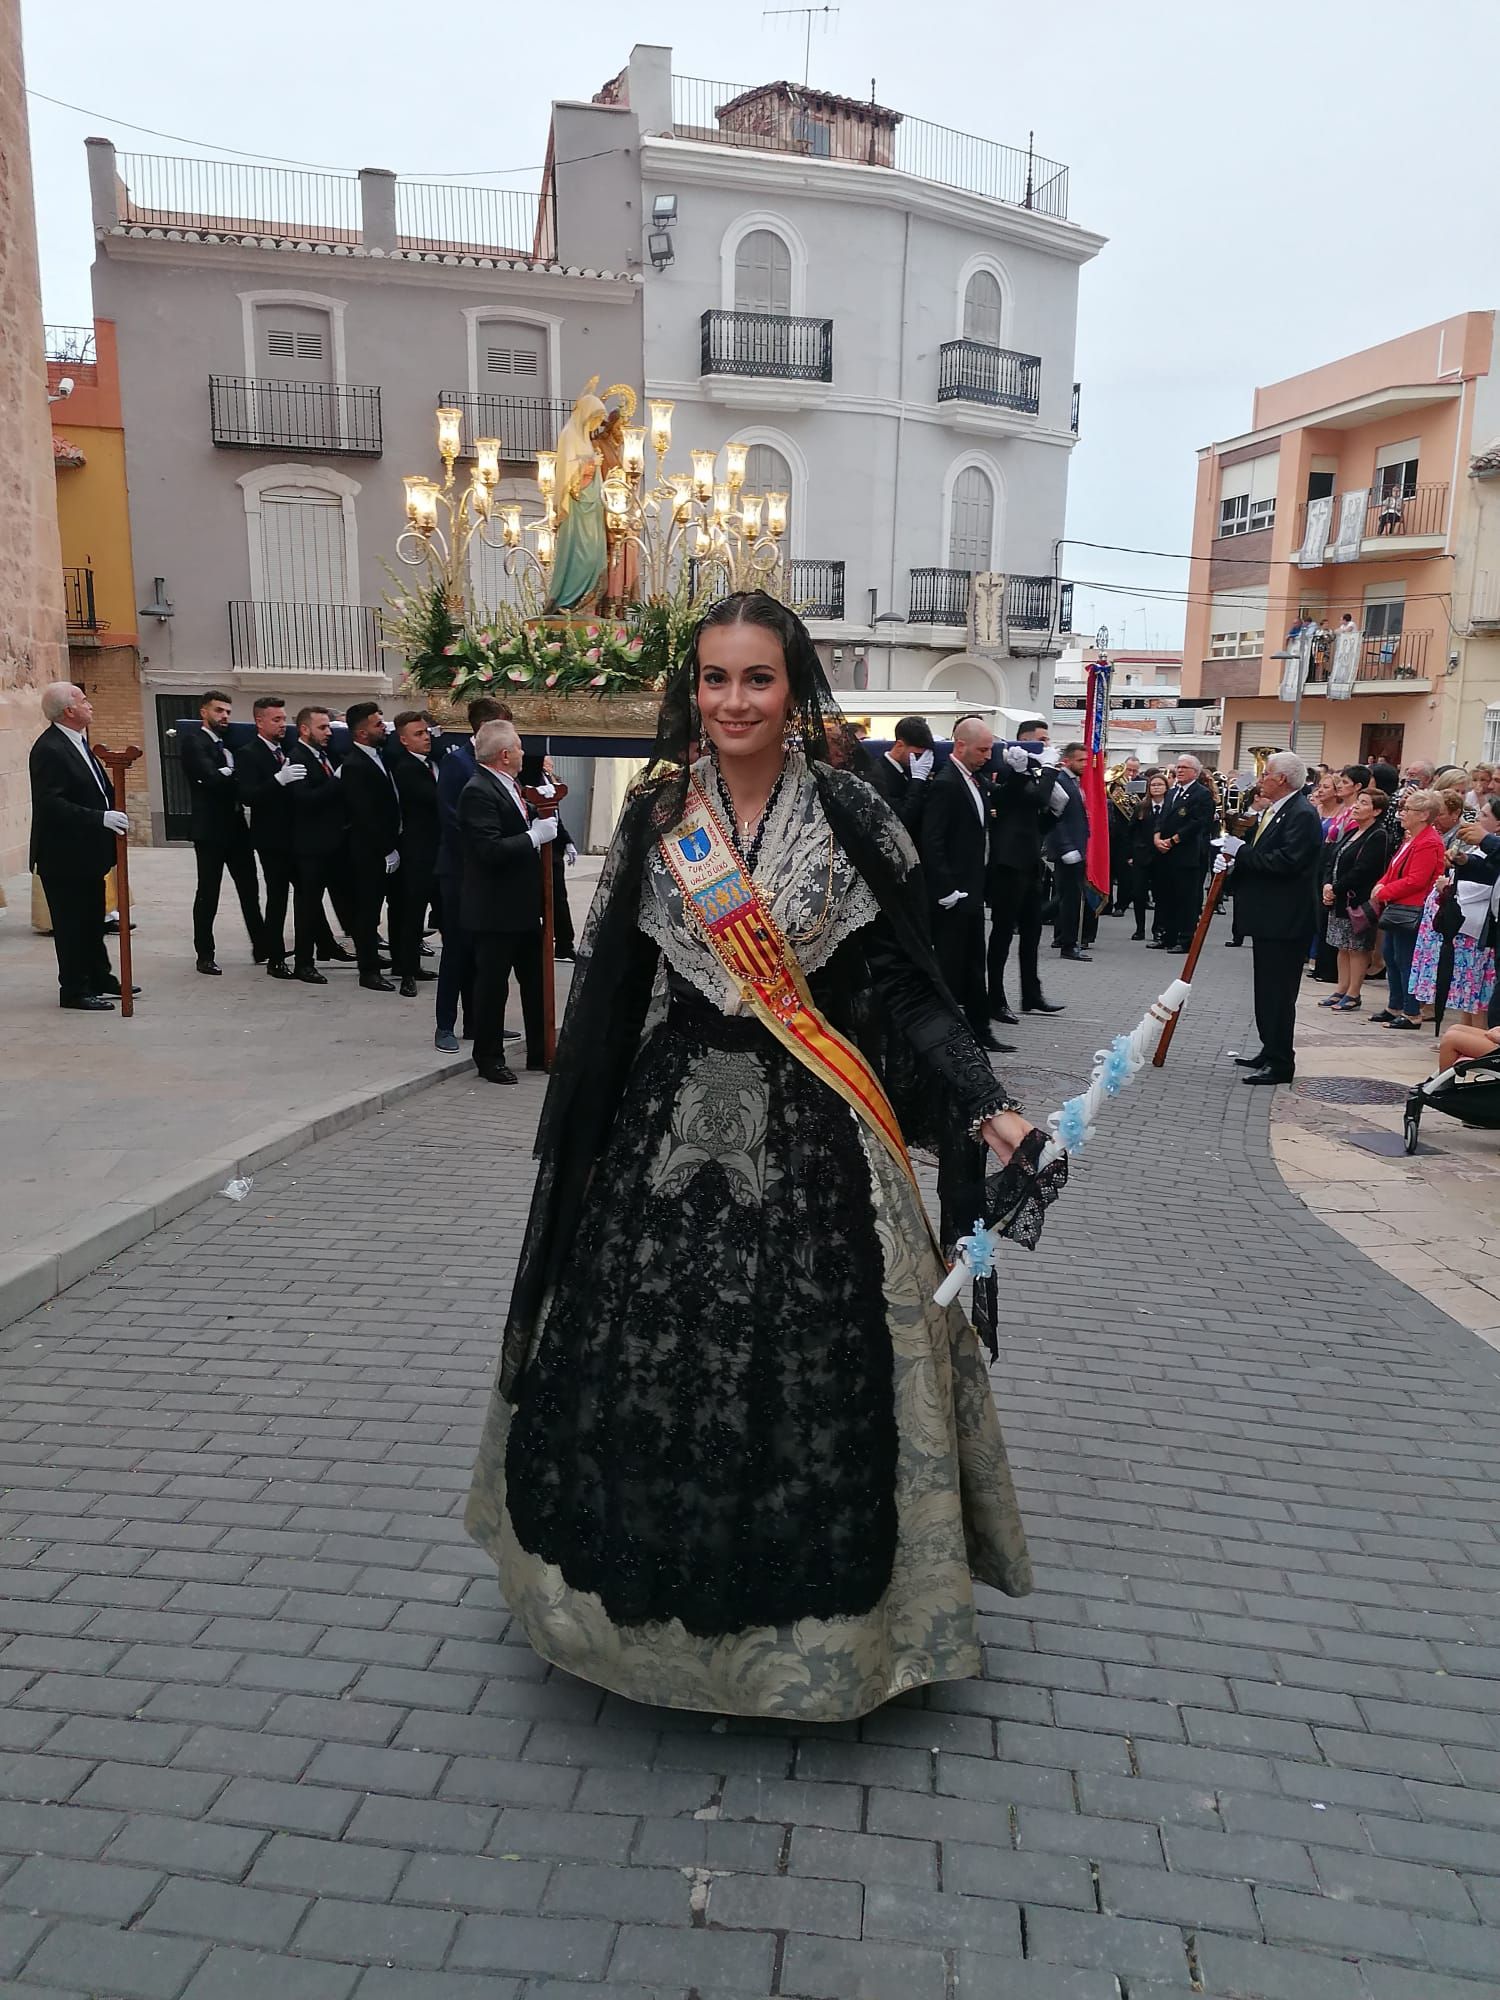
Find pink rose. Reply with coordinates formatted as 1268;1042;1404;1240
545;672;559;688
585;623;601;640
506;667;530;683
626;638;644;655
476;666;493;683
589;672;608;687
613;625;628;643
545;641;563;656
584;647;601;664
442;643;458;655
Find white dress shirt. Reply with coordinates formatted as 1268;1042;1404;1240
55;721;111;799
954;761;986;823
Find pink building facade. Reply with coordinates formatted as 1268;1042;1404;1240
1183;313;1500;778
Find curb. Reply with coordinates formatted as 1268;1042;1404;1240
0;1051;473;1334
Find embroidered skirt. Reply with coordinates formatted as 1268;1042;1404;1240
466;1001;1032;1721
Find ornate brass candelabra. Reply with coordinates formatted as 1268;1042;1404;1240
396;406;553;618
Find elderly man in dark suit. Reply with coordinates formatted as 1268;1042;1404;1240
1151;753;1217;952
182;689;266;975
28;681;129;1010
1044;742;1092;962
919;717;1007;1052
1217;749;1323;1086
458;717;557;1083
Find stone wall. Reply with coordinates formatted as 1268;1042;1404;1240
0;0;65;879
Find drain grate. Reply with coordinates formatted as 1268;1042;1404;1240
1294;1075;1413;1106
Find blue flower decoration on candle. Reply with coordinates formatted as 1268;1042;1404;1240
1101;1037;1132;1096
1057;1096;1090;1151
962;1221;996;1278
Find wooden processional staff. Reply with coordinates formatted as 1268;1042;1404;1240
521;776;569;1069
1151;872;1226;1070
93;743;144;1020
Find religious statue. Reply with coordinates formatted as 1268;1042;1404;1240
544;383;609;614
595;397;641;613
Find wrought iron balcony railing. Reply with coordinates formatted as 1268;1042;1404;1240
1071;381;1081;433
228;601;381;676
63;566;100;634
1305;628;1431;684
908;568;972;625
437;391;573;463
937;340;1041;414
1294;482;1451;548
209;377;382;455
786;559;845;620
908;569;1072;631
701;309;834;382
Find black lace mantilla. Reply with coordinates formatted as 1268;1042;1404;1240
505;995;898;1636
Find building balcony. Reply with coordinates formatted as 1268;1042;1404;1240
1305;627;1432;688
908;569;1071;633
937;340;1041;414
209;377;382;456
63;566;102;638
437;391;572;464
786;559;845;621
228;601;382;677
668;75;1069;219
1071;381;1081;433
700;309;834;383
1294;482;1450;559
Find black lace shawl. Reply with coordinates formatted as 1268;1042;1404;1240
497;760;1011;1399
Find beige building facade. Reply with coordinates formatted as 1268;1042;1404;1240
0;0;66;881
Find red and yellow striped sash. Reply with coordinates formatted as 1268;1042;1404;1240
659;778;921;1198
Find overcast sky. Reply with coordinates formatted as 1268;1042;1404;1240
21;0;1499;647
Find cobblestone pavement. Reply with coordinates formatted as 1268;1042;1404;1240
3;927;1500;2000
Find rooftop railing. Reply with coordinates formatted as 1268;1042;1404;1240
45;324;97;365
669;75;1069;219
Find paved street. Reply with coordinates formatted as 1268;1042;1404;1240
2;925;1499;2000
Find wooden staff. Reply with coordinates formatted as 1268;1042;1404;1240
1151;870;1226;1070
521;776;569;1069
94;743;144;1019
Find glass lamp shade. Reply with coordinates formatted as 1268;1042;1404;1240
534;522;555;566
693;523;713;557
724;441;749;492
467;473;491;518
691;450;716;502
765;491;789;538
740;494;763;538
669;472;693;520
649;400;674;457
621;427;647;479
603;470;631;522
474;437;502;486
436;406;463;463
403;475;438;532
536;450;557;497
500;504;522;547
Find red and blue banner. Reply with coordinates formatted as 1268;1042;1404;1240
1082;658;1112;907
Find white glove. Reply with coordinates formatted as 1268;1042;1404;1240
220;764;235;777
910;750;934;781
528;816;559;848
1048;787;1067;816
938;889;967;909
102;809;128;836
1061;849;1083;866
1212;854;1230;876
385;851;400;874
537;779;557;799
565;843;578;866
1215;834;1244;856
274;762;306;787
1003;744;1030;774
1038;745;1061;768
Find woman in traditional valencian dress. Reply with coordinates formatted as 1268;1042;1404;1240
466;593;1056;1721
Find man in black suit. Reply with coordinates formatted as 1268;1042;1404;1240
284;706;352;987
987;717;1065;1021
459;718;555;1082
182;690;266;975
1043;743;1092;962
28;681;128;1010
867;715;934;833
235;695;302;980
389;709;442;998
1218;749;1322;1086
919;718;1007;1052
339;701;401;994
1151;753;1216;952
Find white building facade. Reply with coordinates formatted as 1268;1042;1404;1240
611;45;1103;716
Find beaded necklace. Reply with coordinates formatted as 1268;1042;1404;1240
711;747;790;877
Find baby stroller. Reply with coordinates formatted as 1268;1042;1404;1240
1403;1049;1500;1154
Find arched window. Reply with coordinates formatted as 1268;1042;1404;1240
745;442;793;532
948;466;995;572
734;229;792;315
962;270;1004;347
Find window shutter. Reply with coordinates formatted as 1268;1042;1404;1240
295;331;323;360
266;329;295;358
962;271;1003;346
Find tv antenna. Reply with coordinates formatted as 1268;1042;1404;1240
763;5;840;85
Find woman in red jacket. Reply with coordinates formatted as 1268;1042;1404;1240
1370;790;1447;1028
